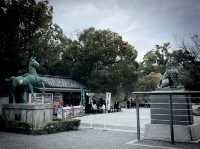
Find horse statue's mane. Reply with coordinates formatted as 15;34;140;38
6;57;44;103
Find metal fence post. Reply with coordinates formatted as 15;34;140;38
136;95;140;141
186;94;193;125
169;94;175;144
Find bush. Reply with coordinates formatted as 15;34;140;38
0;120;32;134
43;119;80;134
0;118;80;135
53;117;62;121
0;115;3;130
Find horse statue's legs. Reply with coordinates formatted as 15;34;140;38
28;82;35;102
8;77;16;104
9;87;15;104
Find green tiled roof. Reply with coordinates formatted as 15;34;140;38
38;75;85;89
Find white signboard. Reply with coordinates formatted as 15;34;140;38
105;92;111;111
57;108;63;119
29;93;53;104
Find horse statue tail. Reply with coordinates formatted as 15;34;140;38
5;76;15;82
5;76;16;103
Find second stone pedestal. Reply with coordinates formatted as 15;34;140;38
2;103;52;130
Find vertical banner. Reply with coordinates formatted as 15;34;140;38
57;107;63;119
80;89;86;106
106;92;111;111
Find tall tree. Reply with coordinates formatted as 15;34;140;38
141;42;170;75
0;0;53;94
171;34;200;90
62;27;138;95
31;23;71;75
137;42;171;91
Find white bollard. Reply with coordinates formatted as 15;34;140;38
103;118;106;130
90;118;93;128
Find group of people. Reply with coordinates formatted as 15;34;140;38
91;102;106;113
91;101;121;113
113;101;121;112
126;99;136;109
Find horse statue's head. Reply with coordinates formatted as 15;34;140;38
28;57;40;76
29;57;40;68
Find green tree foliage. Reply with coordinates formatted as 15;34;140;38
171;34;200;90
31;23;71;75
155;42;170;74
0;0;54;94
62;27;138;94
141;42;170;75
0;0;53;77
137;72;161;91
142;50;159;75
137;43;170;91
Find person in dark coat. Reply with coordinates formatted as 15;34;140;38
116;101;120;112
127;100;130;109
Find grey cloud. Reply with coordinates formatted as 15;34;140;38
48;0;200;61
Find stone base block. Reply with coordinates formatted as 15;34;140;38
2;104;52;130
190;123;200;140
144;124;191;142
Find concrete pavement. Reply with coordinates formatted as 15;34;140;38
79;108;150;132
0;129;200;149
1;108;200;149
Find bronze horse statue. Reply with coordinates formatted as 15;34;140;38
6;57;44;103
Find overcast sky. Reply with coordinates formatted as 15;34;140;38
48;0;200;61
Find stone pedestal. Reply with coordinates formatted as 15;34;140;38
144;88;196;142
150;89;193;125
2;104;52;130
144;123;191;142
144;123;200;142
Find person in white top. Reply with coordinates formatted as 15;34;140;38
101;104;105;113
92;103;97;113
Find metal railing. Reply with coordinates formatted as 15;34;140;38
132;90;200;144
62;106;85;119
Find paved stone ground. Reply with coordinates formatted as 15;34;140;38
0;129;200;149
1;108;200;149
79;108;150;131
79;108;200;131
0;129;134;149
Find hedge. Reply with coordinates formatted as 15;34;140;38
0;117;80;135
43;119;80;134
0;120;32;134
